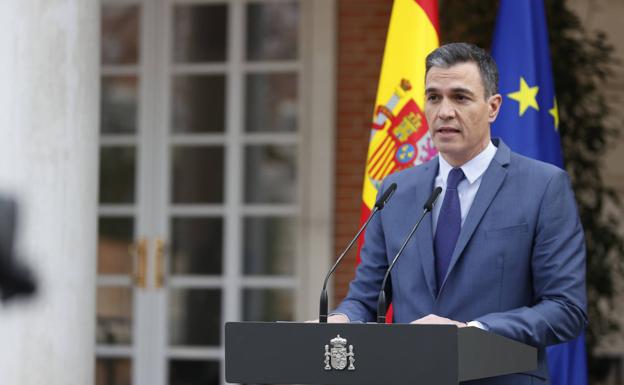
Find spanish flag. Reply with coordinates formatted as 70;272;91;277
359;0;439;258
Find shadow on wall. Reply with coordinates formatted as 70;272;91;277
0;196;37;303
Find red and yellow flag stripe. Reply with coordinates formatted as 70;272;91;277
356;0;439;323
359;0;440;250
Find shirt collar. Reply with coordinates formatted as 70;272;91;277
438;141;497;185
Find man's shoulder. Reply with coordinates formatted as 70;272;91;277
506;150;566;181
383;156;438;186
492;138;567;182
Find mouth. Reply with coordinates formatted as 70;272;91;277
435;127;461;135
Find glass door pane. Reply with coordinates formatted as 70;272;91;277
173;4;228;63
170;218;223;275
97;1;306;384
239;0;301;342
169;360;219;385
97;3;141;384
168;289;222;346
170;146;225;204
101;76;139;134
246;1;299;61
163;3;230;384
96;358;132;385
243;216;296;275
97;286;134;345
171;75;226;133
102;5;140;65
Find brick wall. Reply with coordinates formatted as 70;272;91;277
333;0;392;306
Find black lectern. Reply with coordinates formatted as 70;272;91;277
225;322;536;385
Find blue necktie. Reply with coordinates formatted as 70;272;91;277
434;167;465;290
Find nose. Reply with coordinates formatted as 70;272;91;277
438;98;456;120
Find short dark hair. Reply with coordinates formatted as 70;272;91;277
425;43;499;98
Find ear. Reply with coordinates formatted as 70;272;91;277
487;94;503;123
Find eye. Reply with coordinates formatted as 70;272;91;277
426;94;440;102
455;94;470;102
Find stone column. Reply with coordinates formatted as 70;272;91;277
0;1;99;384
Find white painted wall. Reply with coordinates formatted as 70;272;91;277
0;1;99;384
300;0;337;320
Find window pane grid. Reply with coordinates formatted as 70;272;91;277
96;346;134;357
171;63;228;74
167;348;222;360
98;204;137;214
100;136;139;146
167;133;299;144
97;276;134;286
168;277;224;288
102;65;140;76
95;0;306;383
243;61;301;72
97;6;141;384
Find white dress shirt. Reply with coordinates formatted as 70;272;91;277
432;141;498;237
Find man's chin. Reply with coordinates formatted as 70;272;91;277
434;145;470;166
433;141;462;155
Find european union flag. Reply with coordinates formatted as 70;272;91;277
491;0;562;167
491;1;588;385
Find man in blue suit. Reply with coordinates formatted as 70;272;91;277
330;43;587;384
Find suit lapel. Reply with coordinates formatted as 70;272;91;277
438;140;511;294
415;157;439;299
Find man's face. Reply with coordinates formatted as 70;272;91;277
424;62;502;166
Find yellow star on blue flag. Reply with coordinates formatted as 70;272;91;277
507;77;539;116
549;98;559;130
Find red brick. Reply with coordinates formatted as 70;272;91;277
333;0;393;305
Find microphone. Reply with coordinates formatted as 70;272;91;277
319;183;397;322
376;187;442;323
373;182;397;210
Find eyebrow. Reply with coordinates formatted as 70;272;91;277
425;87;476;96
451;87;476;96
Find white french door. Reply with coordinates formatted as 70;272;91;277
94;0;334;384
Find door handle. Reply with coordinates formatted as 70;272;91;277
130;238;148;288
155;238;166;288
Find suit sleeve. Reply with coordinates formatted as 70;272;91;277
476;170;588;347
332;184;391;323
